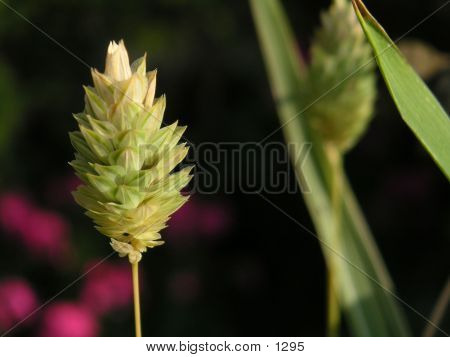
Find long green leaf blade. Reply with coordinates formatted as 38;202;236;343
352;0;450;179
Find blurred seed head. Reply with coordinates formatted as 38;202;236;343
305;0;376;152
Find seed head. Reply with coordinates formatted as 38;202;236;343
70;40;192;263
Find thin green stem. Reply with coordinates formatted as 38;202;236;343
131;262;142;337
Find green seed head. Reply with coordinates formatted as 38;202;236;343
305;0;376;152
70;40;192;263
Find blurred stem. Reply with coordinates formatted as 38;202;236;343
326;144;343;337
327;268;340;336
132;262;142;337
423;278;450;337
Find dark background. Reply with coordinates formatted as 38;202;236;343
0;0;448;336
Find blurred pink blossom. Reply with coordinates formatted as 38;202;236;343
80;261;132;316
39;302;99;337
21;210;70;264
0;193;33;235
0;192;70;265
168;199;233;242
0;278;39;333
168;270;201;304
167;200;198;237
198;202;232;237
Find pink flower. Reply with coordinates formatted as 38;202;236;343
167;199;233;243
80;261;132;316
198;202;232;237
168;270;201;304
39;302;99;337
0;278;39;333
0;193;33;235
0;192;71;265
20;210;70;264
167;200;198;237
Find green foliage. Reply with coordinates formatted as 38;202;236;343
352;0;450;179
250;0;410;336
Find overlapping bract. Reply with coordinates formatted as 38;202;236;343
305;0;376;152
70;40;192;263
